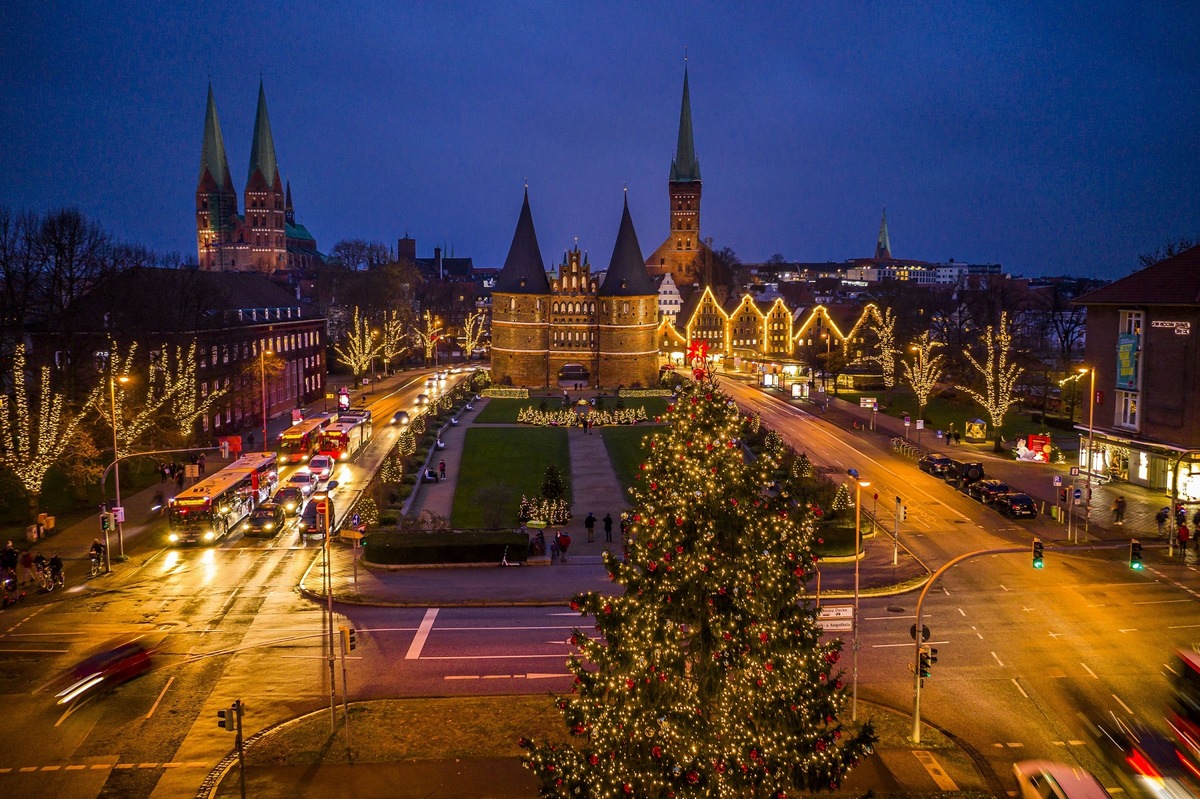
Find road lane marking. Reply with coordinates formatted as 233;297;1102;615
420;653;573;660
991;652;1005;667
1080;663;1097;679
146;676;174;719
913;751;959;791
1012;678;1028;698
1113;694;1134;715
405;608;439;660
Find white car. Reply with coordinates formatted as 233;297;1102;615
308;455;334;481
1013;761;1112;799
286;470;317;497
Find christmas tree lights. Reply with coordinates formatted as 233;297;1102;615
954;312;1024;450
521;363;875;797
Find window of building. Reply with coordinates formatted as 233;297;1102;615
1117;390;1138;430
1120;310;1143;337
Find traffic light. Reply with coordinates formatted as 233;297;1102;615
340;625;358;652
918;645;938;678
1130;539;1144;570
99;512;111;531
1032;538;1044;569
1059;489;1067;503
217;706;235;732
896;497;907;522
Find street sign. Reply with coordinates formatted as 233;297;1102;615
909;623;931;642
1070;466;1081;476
815;618;854;633
340;529;364;541
818;605;854;619
351;513;361;526
325;393;335;399
915;420;924;430
315;499;328;516
1053;475;1062;487
859;398;877;408
186;464;199;478
904;415;911;427
112;506;125;523
361;377;369;385
1073;488;1083;500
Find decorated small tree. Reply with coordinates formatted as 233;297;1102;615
792;451;814;479
831;482;854;516
521;372;874;797
398;428;416;457
541;465;568;500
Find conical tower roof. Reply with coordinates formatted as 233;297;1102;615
198;84;234;191
874;208;892;260
600;196;657;297
669;65;701;183
247;81;279;186
494;190;550;294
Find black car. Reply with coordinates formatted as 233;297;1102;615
297;495;336;538
968;478;1009;503
272;487;306;516
943;459;984;486
995;493;1038;518
242;503;286;537
918;453;953;476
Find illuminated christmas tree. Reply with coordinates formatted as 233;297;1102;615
521;372;875;797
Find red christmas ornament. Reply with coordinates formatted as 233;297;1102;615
676;545;683;553
706;442;713;451
589;754;599;765
652;746;662;758
675;517;684;526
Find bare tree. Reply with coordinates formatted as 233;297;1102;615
867;306;899;388
411;312;443;367
378;309;410;372
164;341;229;445
331;239;392;271
902;332;945;421
955;312;1024;452
458;309;488;357
0;344;100;522
334;307;382;376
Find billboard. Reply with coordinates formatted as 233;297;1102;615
1115;333;1139;390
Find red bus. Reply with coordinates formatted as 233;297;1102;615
226;452;279;504
277;413;338;464
319;418;374;461
1168;650;1200;784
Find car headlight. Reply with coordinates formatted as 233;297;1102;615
243;522;251;530
204;531;216;541
168;533;179;542
286;502;295;511
265;523;274;530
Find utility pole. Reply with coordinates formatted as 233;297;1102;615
323;506;336;731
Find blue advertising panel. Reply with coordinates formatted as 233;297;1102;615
1115;333;1139;390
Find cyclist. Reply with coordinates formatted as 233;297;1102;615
48;553;64;587
89;539;106;574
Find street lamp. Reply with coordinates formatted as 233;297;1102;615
1079;366;1095;537
260;347;272;453
370;329;380;394
910;344;923;446
108;374;130;564
847;468;870;722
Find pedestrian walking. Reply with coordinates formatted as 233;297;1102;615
555;530;571;563
175;469;184;491
584;512;596;542
1113;496;1126;525
19;550;33;584
198;453;206;475
1157;507;1170;537
159;461;167;483
439;460;447;480
247;432;255;449
1192;508;1200;530
1179;523;1191;561
953;430;961;446
603;513;613;542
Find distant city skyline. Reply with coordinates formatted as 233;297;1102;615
2;2;1197;280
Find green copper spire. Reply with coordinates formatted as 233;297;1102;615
875;208;892;260
669;64;701;183
247;81;279;186
198;84;233;191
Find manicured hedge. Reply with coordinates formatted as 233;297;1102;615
364;530;529;565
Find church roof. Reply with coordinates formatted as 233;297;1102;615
670;65;701;183
198;84;234;192
494;190;550;294
285;222;316;242
875;208;892;260
600;198;657;297
248;82;279;186
1075;244;1200;305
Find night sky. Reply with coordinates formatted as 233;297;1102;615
2;2;1197;280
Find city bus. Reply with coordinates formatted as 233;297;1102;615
277;413;337;464
319;417;373;461
167;470;257;544
1168;649;1200;785
226;451;279;504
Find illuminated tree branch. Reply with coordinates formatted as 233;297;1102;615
165;340;229;444
458;309;487;356
902;332;945;419
92;340;195;457
954;312;1024;450
867;306;899;388
333;306;382;376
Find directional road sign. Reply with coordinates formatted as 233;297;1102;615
815;618;854;633
818;605;854;619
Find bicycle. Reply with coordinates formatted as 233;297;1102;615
36;565;55;592
89;553;103;577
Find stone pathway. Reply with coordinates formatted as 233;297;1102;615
562;424;631;559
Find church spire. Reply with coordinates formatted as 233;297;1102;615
285;180;294;225
247;80;279;187
198;84;233;192
669;62;701;183
495;189;550;295
875;208;892;260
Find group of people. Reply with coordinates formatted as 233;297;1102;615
3;540;63;590
582;512;615;543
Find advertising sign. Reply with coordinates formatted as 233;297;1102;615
1116;333;1139;390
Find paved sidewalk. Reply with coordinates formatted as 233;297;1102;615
566;423;629;548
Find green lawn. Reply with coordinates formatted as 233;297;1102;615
451;427;570;528
474;396;671;424
600;426;656;494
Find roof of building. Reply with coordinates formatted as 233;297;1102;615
875;208;892;260
247;81;279;186
198;84;234;193
670;65;701;183
286;222;315;242
600;198;657;297
1075;244;1200;305
494;190;550;295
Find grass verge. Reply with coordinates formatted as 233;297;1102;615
450;427;570;528
599;426;653;495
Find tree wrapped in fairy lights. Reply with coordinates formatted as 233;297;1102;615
521;361;875;797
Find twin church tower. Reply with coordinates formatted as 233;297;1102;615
491;65;705;388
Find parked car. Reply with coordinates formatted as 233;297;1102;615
968;479;1010;503
1013;761;1112;799
308;455;334;482
242;502;286;536
285;470;317;497
996;493;1038;519
272;486;306;516
943;459;985;487
918;453;953;476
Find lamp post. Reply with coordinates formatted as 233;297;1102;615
910;344;923;446
1080;366;1095;537
260;347;272;454
109;375;129;560
847;468;870;723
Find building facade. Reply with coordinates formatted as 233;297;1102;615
490;192;659;388
195;83;326;273
1075;245;1200;495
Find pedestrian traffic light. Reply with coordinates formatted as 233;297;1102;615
99;512;111;532
1032;538;1044;569
217;705;235;732
1130;539;1144;570
340;625;357;652
919;645;937;678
